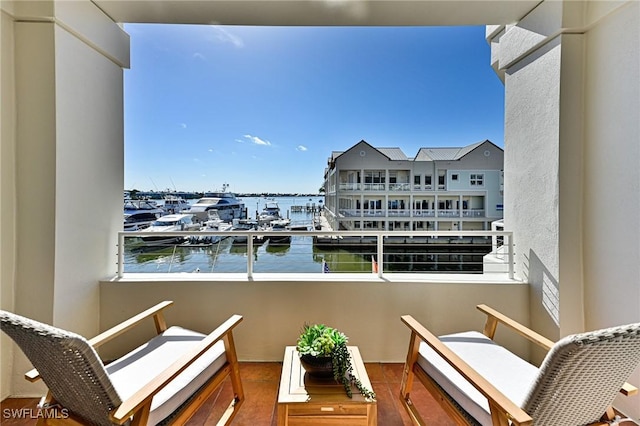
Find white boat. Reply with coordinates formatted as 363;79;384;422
160;195;190;214
267;218;292;245
196;210;233;244
187;190;245;222
258;202;283;225
230;220;266;245
138;213;202;246
124;199;164;231
201;210;232;231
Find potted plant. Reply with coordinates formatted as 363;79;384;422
296;323;376;400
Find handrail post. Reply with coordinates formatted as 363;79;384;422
507;232;514;279
117;232;124;278
247;233;254;279
377;233;384;277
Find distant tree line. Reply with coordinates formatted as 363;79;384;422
127;189;323;200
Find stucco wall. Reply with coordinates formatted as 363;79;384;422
503;37;562;343
2;1;129;398
99;276;530;364
495;0;639;418
582;1;640;416
52;22;125;331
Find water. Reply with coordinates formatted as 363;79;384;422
123;195;489;274
124;196;345;274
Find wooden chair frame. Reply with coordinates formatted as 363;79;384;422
399;304;638;426
24;301;244;426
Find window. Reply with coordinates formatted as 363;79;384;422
425;175;432;188
438;171;445;189
470;173;484;186
364;171;385;184
414;175;421;185
452;174;459;181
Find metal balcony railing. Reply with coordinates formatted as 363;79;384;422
117;230;514;279
337;209;486;218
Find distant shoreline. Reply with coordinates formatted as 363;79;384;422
125;191;324;200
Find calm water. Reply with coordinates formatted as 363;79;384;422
124;196;355;274
123;196;489;274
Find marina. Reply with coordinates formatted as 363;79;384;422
121;195;495;274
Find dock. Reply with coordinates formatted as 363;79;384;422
290;203;322;213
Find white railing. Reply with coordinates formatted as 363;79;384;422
413;209;436;217
437;209;460;217
117;230;514;279
388;183;411;191
387;209;411;217
339;183;361;191
362;183;386;190
462;210;485;217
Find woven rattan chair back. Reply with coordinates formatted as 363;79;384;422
1;310;122;426
523;322;640;425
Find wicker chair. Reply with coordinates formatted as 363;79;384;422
0;301;244;426
400;304;640;426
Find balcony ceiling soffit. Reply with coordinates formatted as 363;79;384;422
93;0;541;26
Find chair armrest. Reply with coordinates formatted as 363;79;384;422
89;301;174;347
25;301;174;382
401;315;533;426
110;314;243;424
477;304;554;350
621;382;638;396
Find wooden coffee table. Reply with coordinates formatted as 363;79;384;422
277;346;377;425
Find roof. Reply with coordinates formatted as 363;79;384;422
414;141;495;161
330;139;500;168
377;148;408;161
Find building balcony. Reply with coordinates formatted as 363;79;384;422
337;209;486;218
389;183;411;191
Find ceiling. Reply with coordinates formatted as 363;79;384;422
92;0;541;26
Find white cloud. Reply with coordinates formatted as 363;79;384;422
193;52;206;61
180;123;187;128
208;148;214;152
210;26;244;48
297;145;308;152
243;134;271;146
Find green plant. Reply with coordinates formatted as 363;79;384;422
296;323;376;400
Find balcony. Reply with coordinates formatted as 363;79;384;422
338;182;361;191
105;228;521;366
338;209;486;219
4;0;639;421
389;183;411;191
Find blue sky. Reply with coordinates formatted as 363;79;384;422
124;25;504;194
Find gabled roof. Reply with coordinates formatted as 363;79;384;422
332;139;501;166
414;140;499;161
377;148;408;161
335;140;397;162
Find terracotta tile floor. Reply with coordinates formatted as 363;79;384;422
0;362;453;425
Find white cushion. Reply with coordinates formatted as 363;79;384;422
417;331;539;426
106;326;227;426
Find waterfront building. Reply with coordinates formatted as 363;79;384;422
323;140;503;231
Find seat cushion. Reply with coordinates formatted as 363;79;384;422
106;326;227;426
417;331;538;426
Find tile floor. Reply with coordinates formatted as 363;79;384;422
186;362;454;425
1;362;454;425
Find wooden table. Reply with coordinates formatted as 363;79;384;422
277;346;377;425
